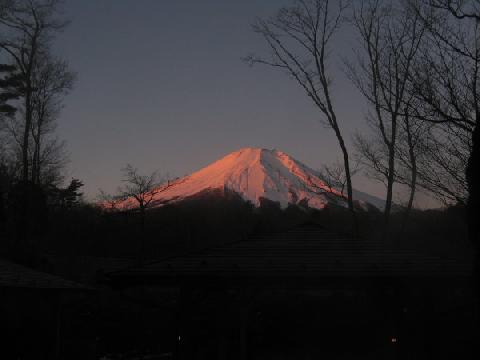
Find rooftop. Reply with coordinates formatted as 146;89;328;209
0;258;89;290
108;223;473;286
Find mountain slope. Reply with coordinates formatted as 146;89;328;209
118;148;383;210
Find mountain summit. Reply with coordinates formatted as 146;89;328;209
119;148;382;210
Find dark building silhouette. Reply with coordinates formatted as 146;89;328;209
0;259;90;359
108;223;475;360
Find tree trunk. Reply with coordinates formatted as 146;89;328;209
31;146;37;183
332;124;358;237
400;115;417;238
466;121;479;350
139;205;146;265
466;123;479;296
22;91;32;182
384;117;398;240
31;132;40;184
35;134;41;185
18;88;33;251
384;150;395;235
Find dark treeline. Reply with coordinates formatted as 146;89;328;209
1;184;471;274
1;187;474;359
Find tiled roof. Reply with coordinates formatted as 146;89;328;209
109;223;473;284
0;258;89;290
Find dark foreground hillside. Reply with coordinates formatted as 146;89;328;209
0;194;476;359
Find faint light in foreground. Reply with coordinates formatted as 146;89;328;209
391;337;398;344
178;336;181;342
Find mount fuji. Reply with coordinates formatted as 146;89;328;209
118;148;384;210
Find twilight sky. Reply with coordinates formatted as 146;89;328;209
53;0;432;206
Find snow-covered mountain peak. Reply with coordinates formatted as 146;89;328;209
159;147;343;209
116;147;382;210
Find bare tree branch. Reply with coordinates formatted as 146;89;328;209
246;0;358;233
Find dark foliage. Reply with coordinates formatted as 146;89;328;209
0;63;21;116
0;182;475;359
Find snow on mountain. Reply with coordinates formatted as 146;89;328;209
117;147;383;210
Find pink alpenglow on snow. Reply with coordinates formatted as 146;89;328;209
116;148;367;210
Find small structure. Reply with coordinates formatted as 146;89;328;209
108;223;474;360
0;258;90;359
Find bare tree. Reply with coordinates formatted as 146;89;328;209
318;159;359;196
407;2;478;202
245;0;359;233
353;129;389;185
0;1;71;251
354;103;432;233
30;52;75;185
32;135;68;186
389;102;436;236
412;124;470;205
407;1;478;128
403;0;476;207
2;97;70;188
347;0;425;237
404;0;480;301
0;0;68;182
399;110;418;214
118;165;164;213
97;189;121;212
117;164;173;263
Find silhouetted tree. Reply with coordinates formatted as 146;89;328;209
30;51;75;185
347;0;425;237
395;108;424;234
409;123;469;205
406;0;477;197
117;164;173;263
405;0;479;303
0;0;68;182
318;160;360;196
0;0;72;252
50;177;84;209
0;63;21;116
97;189;121;212
0;62;21;229
245;0;359;234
